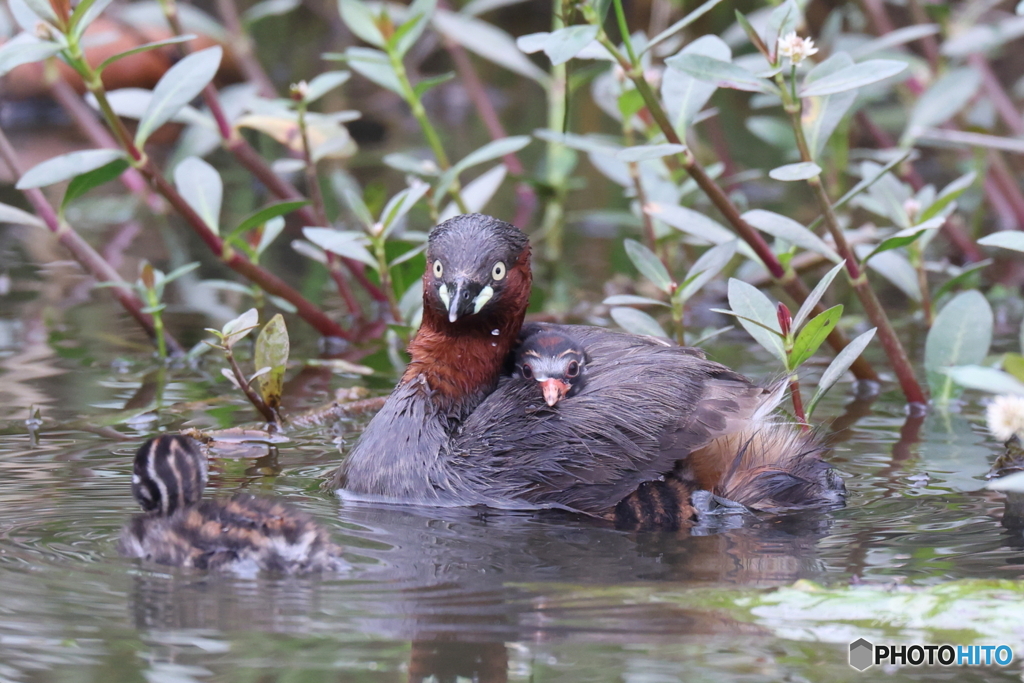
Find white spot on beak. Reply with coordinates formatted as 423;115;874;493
491;329;499;336
439;284;450;311
473;286;494;314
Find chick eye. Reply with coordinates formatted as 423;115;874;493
491;261;506;281
566;361;580;378
520;364;533;379
433;261;443;278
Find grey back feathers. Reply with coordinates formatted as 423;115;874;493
131;435;208;516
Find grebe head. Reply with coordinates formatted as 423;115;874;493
424;214;531;326
131;435;207;516
514;329;587;407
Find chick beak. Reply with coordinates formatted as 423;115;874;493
539;378;571;407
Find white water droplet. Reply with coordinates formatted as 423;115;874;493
491;329;499;336
491;342;497;347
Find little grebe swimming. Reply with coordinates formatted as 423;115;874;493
120;435;347;574
333;214;844;529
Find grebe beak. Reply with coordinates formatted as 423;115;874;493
540;378;571;407
446;277;489;323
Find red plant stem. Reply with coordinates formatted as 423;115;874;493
600;38;878;381
969;54;1024;136
0;128;183;354
789;376;809;429
987;152;1024;227
906;0;941;71
226;348;278;424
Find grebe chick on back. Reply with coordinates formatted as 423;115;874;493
119;435;346;575
513;325;587;407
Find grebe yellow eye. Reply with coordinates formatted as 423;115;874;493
492;261;506;281
433;261;443;278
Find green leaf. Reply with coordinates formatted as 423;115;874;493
332;47;403;94
303;227;378;270
661;34;730;136
807;150;911;232
0;38;63;78
666;53;778;95
678;241;736;302
859;247;921;301
617;89;645;122
644;0;724;54
763;0;800;56
173;157;223;234
61;158;129;211
221;308;260;348
602;294;669;307
439;163;507;221
542;25;598;65
792;261;845;331
733;10;769;56
860;221;943;265
330;172;375;229
616;143;686;163
932;259;991;301
380;179;431;238
979;231;1024;254
806;327;876;418
413;72;455;98
725;278;785;362
850;24;940;58
338;0;386;46
435;135;530;201
162;261;201;284
610;307;668;338
254;314;289;409
432;9;549;84
0;201;45;229
135;47;222;148
97;35;195;73
768;162;821;181
801;53;857;160
925;290;994;402
392;0;436;57
742;209;840;263
242;0;301;25
16;149;128;190
944;366;1024;396
649;203;761;263
920;170;976;222
256;217;286;256
790;304;843;369
624;239;672;293
20;0;57;23
232;200;310;238
799;59;907;97
304;70;350;104
903;67;982;143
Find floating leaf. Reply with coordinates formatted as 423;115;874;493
790;305;843;369
792;261;845;332
254;314;289;409
742;209;840;262
303;228;378;269
432;9;549;84
769;162;821;181
925;290;994;401
174;157;223;234
979;231;1024;254
16;149;127;190
0;201;45;229
610;307;668;338
616;143;686;163
807;327;876;418
799;58;906;97
542;25;598;65
725;279;785;362
801;53;857;160
624;239;672;293
136;47;222;148
661;35;730;136
61;158;130;211
666;53;778;94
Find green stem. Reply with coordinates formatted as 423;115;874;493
387;47;469;214
611;0;638;65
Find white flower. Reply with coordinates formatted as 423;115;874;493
986;394;1024;442
776;32;818;66
903;198;921;223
